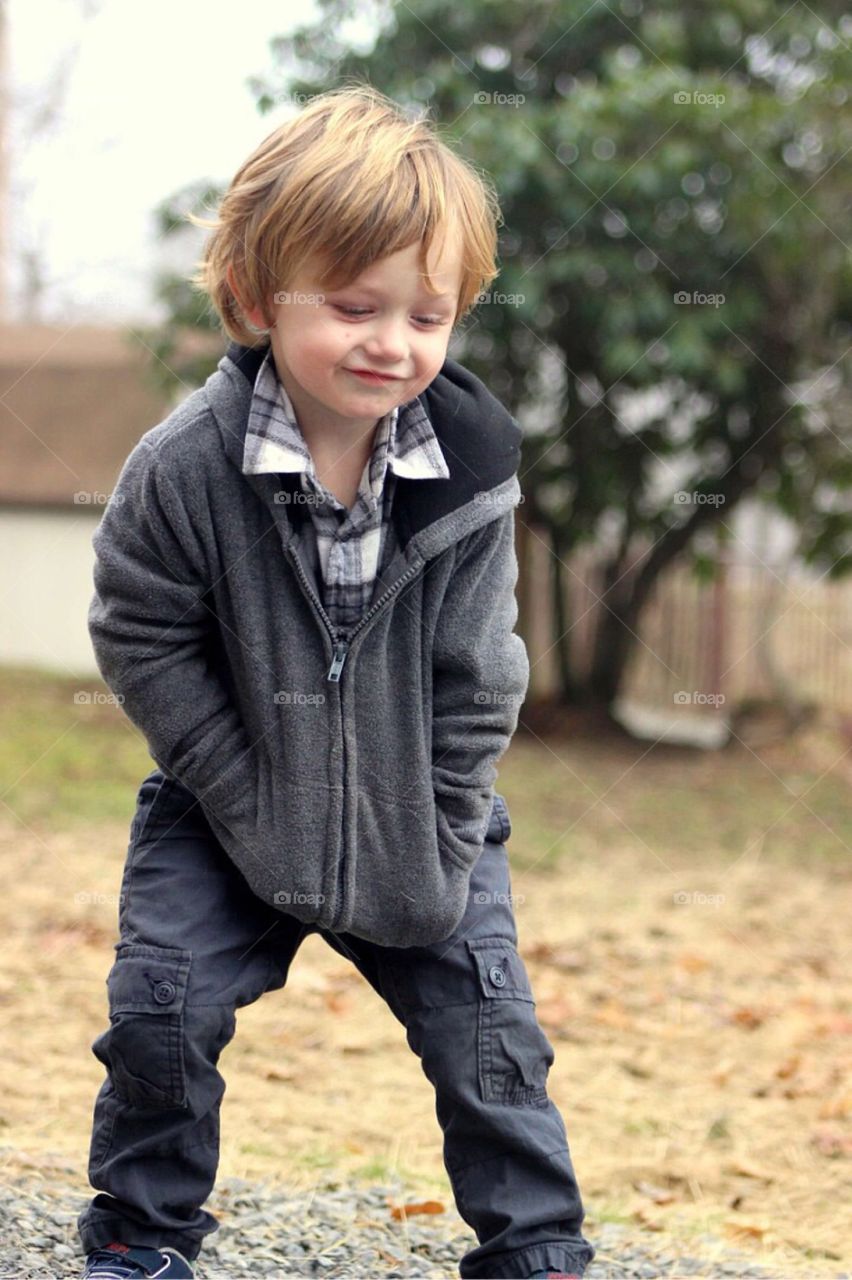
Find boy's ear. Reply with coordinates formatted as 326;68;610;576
226;263;272;331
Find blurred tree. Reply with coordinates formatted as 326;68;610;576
142;0;852;707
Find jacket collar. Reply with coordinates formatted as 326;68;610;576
207;339;523;551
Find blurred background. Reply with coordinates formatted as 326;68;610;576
0;1;850;1273
2;0;852;740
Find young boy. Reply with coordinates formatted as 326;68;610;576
76;84;595;1280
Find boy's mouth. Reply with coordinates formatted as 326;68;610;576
346;368;403;384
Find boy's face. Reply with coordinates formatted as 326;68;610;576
233;231;464;437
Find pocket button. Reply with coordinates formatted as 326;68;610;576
153;980;177;1004
489;965;506;988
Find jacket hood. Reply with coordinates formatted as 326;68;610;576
203;340;523;561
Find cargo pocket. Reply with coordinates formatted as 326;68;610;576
130;772;175;848
95;942;192;1110
467;936;553;1106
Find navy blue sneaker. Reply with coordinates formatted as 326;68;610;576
82;1242;194;1278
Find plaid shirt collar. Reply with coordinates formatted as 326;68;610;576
241;347;450;503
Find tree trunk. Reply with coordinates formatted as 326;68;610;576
587;557;638;705
549;525;577;703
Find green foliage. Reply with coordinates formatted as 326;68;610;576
147;0;852;699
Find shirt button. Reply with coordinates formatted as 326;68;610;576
488;965;506;988
153;980;176;1005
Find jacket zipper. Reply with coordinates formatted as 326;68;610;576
284;545;424;930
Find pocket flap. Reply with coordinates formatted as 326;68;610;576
467;936;534;1001
107;943;191;1016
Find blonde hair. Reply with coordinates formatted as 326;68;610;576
187;82;502;347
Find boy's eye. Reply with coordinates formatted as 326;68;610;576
332;304;446;326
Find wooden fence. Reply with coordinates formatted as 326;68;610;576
516;519;852;714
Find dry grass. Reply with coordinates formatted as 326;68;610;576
0;669;850;1275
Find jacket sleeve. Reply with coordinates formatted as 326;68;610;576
87;439;260;839
430;505;529;867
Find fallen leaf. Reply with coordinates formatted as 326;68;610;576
621;1059;654;1079
633;1180;676;1204
677;952;711;973
729;1006;766;1030
727;1158;774;1181
631;1206;665;1231
711;1057;737;1085
775;1054;801;1079
723;1219;768;1241
524;942;556;963
262;1068;296;1083
818;1094;852;1120
388;1200;445;1220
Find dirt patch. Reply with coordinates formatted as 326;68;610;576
0;815;849;1276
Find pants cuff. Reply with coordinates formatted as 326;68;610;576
77;1211;205;1264
460;1238;595;1278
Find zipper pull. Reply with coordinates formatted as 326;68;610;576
327;640;350;683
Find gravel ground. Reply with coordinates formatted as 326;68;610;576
0;1169;848;1280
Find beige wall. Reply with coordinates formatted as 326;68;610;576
0;506;102;675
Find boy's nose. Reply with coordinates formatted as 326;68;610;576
362;321;409;362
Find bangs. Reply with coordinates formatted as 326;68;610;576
188;84;501;347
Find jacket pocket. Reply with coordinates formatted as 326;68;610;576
346;787;472;946
467;936;553;1106
93;943;192;1110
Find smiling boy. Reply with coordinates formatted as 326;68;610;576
238;233;464;512
76;85;595;1280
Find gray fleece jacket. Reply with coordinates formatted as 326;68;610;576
88;340;529;948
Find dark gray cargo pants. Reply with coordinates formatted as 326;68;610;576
77;771;595;1279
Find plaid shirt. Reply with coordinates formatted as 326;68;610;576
241;347;450;632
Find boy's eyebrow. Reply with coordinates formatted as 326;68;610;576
327;282;456;302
